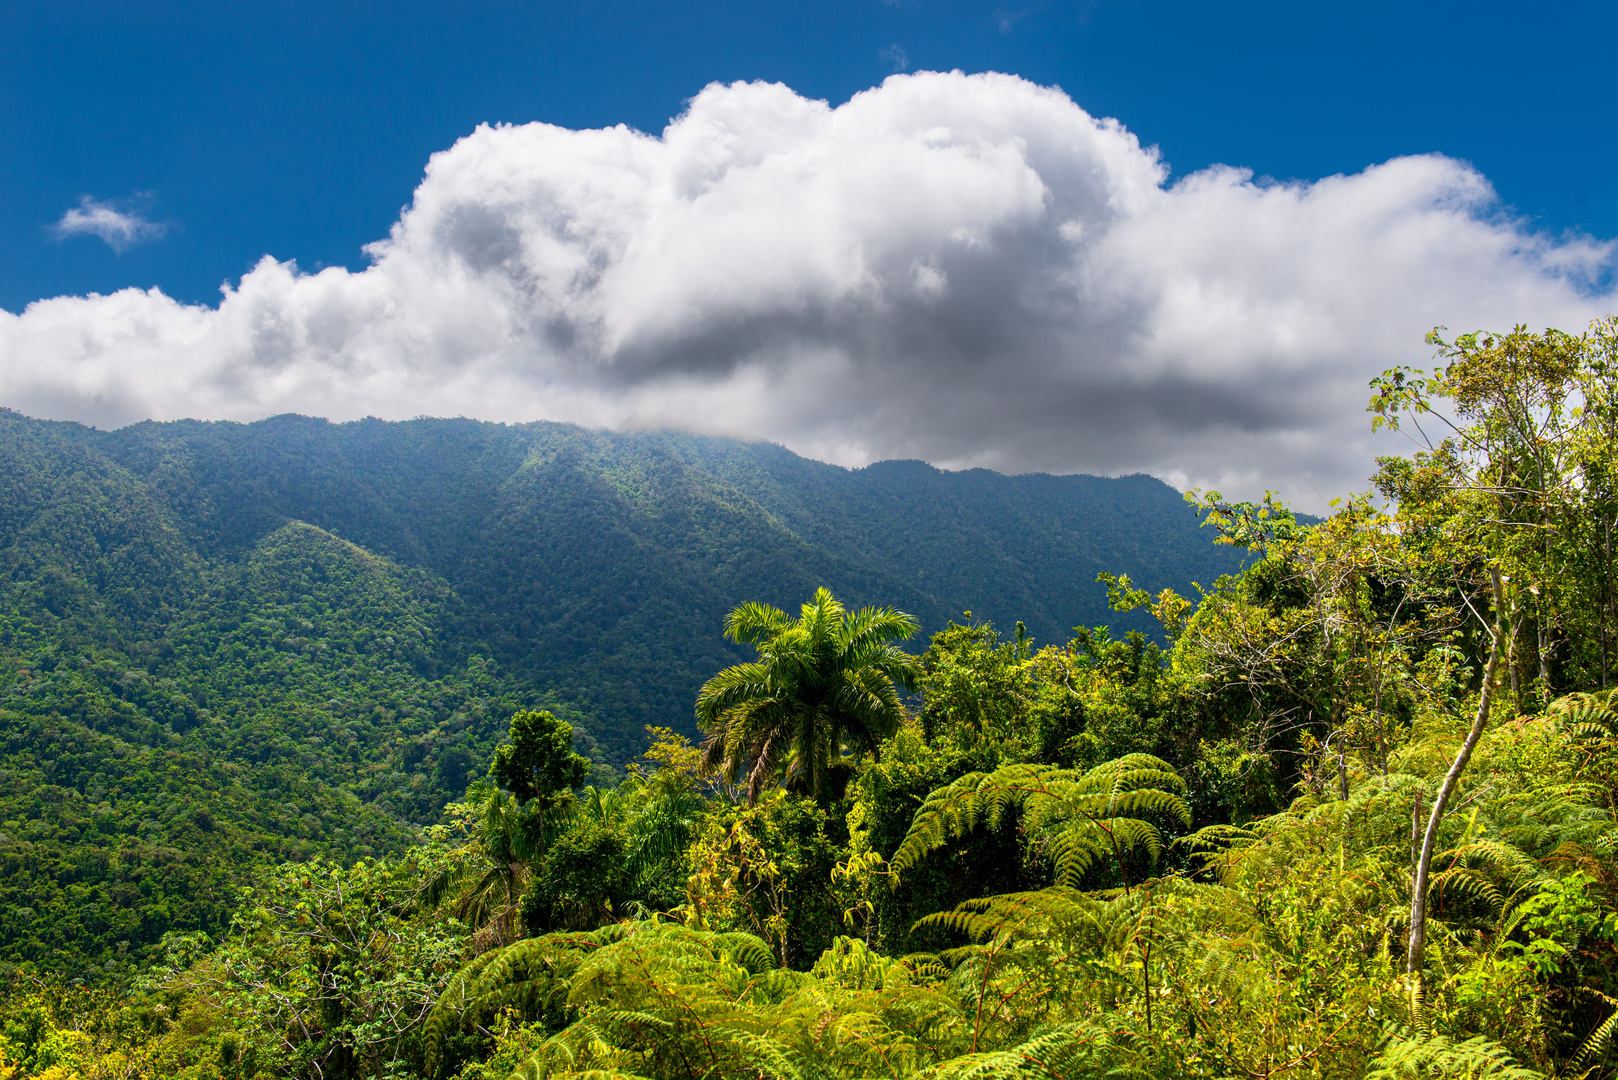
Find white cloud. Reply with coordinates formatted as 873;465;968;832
50;195;167;253
3;72;1614;508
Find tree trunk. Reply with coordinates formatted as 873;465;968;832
1508;628;1522;715
1409;791;1421;878
1142;937;1152;1033
1538;614;1553;697
1407;567;1504;1026
1604;507;1612;688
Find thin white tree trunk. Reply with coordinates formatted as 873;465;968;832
1406;568;1504;1024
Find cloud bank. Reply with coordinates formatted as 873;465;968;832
51;195;167;252
4;72;1614;504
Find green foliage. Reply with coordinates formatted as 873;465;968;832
0;409;1234;976
521;823;630;934
422;783;546;948
916;619;1033;754
490;712;591;809
1184;488;1306;555
0;520;538;974
1370;318;1618;704
889;756;1191;889
153;852;471;1080
839;725;1035;955
1367;1029;1544;1079
18;653;1618;1080
698;588;921;803
18;318;1618;1079
684;789;847;967
427;921;983;1080
609;728;709;902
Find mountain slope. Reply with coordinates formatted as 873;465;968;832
0;408;1242;973
80;415;1241;755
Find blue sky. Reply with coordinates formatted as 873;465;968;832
6;0;1613;310
2;0;1615;504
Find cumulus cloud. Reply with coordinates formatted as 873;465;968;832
3;72;1614;506
50;195;167;253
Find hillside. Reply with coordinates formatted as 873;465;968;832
78;414;1240;752
0;408;1240;972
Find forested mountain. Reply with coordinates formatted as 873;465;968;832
78;413;1234;756
0;408;1238;972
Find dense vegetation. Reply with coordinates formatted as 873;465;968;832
11;316;1618;1078
0;411;1235;975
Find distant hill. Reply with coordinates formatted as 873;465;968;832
0;408;1241;973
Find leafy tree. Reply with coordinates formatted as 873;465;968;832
697;588;922;803
488;710;590;871
682;788;846;966
916;619;1033;753
1372;318;1618;702
158;854;468;1080
489;710;591;809
610;727;712;903
1364;322;1618;1017
519;821;630;934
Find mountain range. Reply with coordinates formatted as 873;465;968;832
0;408;1241;971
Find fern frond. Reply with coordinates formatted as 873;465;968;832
912;1021;1137;1080
1428;867;1505;915
891;758;1188;887
1367;1026;1544;1079
1574;1002;1618;1072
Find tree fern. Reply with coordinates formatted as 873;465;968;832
425;926;627;1076
890;755;1190;889
910;1022;1143;1080
1366;1027;1544;1079
430;920;984;1080
1572;990;1618;1074
1548;688;1618;739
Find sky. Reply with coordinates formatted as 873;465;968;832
3;0;1616;509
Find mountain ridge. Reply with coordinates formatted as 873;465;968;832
3;409;1244;760
0;407;1242;970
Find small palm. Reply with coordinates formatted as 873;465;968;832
422;782;544;947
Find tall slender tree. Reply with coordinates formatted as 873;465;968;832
1369;320;1618;1021
697;587;922;804
488;709;590;874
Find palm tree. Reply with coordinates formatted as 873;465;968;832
697;587;922;804
572;774;704;898
422;781;547;949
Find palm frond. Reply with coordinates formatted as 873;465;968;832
698;589;920;802
726;602;791;647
